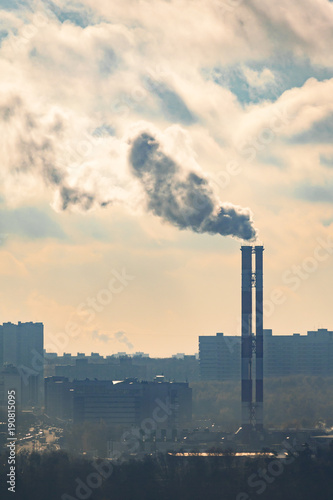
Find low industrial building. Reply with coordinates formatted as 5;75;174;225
45;376;192;430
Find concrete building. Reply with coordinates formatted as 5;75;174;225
54;357;147;381
44;353;200;382
199;328;333;380
0;365;22;409
0;322;44;407
199;332;240;380
45;377;192;429
44;376;74;420
264;328;333;377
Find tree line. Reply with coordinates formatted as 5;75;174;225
1;447;333;500
191;375;333;430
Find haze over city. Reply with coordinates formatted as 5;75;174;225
2;2;333;500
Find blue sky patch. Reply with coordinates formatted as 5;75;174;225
0;29;9;45
295;182;333;203
93;124;115;137
257;152;285;169
0;0;27;10
320;154;333;167
45;1;101;28
203;53;333;105
290;114;333;144
0;206;65;241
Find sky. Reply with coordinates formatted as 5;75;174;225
0;0;332;357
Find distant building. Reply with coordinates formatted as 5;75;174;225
45;377;192;429
0;365;22;409
199;332;240;380
54;357;147;381
0;322;44;406
199;329;333;380
44;376;73;419
45;353;200;382
264;329;333;376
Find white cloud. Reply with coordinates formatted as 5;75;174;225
233;78;333;149
242;67;275;88
1;0;333;353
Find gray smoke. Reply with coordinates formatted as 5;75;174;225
92;330;134;350
129;132;257;240
60;186;95;211
2;93;257;240
92;330;110;343
114;331;134;350
1;94;109;211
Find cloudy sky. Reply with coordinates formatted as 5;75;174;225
0;0;332;357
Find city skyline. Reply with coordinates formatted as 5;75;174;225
1;4;333;498
0;1;332;357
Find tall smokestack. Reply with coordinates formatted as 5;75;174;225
255;246;264;431
241;246;253;434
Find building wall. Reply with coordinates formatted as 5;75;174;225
45;377;192;429
0;326;3;367
45;377;74;420
46;354;200;382
199;329;333;380
54;358;147;381
2;323;18;366
0;322;44;407
199;332;240;380
73;380;141;425
0;366;22;409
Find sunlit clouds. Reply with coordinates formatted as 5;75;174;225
0;0;332;356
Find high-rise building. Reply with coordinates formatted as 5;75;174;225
0;322;44;407
0;365;22;409
263;329;333;376
199;329;333;380
44;376;73;419
199;332;240;380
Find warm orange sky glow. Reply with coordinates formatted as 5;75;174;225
0;0;332;357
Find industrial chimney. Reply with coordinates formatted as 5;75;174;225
241;245;264;435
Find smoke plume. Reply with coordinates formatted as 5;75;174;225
1;92;257;240
92;330;134;350
129;132;257;241
0;93;111;212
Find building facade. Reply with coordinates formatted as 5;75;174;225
199;329;333;380
44;353;200;382
0;365;22;409
45;377;192;429
0;322;44;407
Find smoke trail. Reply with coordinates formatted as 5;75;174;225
92;330;134;350
114;331;134;350
129;131;257;240
1;92;257;240
0;93;111;211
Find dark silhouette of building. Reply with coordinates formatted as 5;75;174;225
199;328;333;380
0;365;22;409
45;376;192;429
44;353;200;382
0;322;44;407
